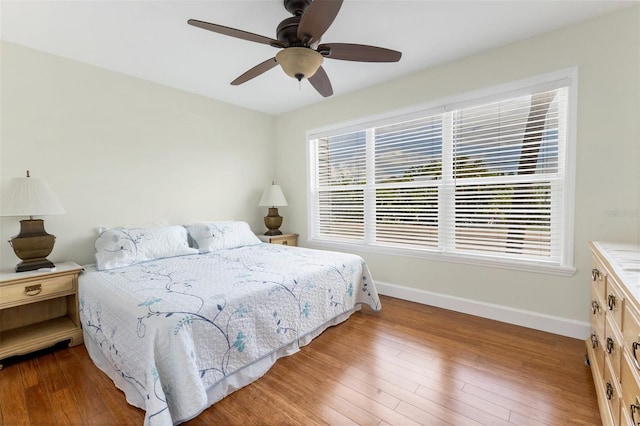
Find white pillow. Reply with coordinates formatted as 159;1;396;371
185;221;261;253
95;225;198;270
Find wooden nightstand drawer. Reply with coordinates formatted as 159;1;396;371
0;274;75;308
258;233;298;246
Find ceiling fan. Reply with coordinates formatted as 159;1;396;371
188;0;402;97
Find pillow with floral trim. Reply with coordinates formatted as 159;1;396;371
95;225;198;270
185;221;261;253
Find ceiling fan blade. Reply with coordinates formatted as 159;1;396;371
318;43;402;62
297;0;343;45
308;66;333;97
188;19;285;48
231;57;279;85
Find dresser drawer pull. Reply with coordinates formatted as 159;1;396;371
607;294;616;311
631;402;640;425
591;333;599;349
591;300;600;314
632;342;640;370
606;337;615;354
606;382;614;400
282;241;288;246
592;268;601;281
25;284;42;296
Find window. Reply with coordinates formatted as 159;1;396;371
308;71;576;274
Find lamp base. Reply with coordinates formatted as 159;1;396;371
264;207;283;236
9;219;57;272
15;258;56;273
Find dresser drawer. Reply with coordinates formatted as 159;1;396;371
624;302;640;374
591;285;606;348
0;274;75;308
604;358;622;426
605;315;623;379
589;327;606;378
621;353;640;425
592;256;607;301
606;274;624;330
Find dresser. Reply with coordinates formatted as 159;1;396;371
0;262;83;368
587;242;640;425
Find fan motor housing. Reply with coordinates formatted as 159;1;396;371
277;16;303;46
284;0;311;16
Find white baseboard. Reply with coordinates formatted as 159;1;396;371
375;280;590;340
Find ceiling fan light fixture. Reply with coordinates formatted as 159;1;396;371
276;47;323;81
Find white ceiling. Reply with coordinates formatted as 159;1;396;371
1;0;635;115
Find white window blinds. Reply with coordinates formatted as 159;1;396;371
448;88;566;262
308;77;573;269
311;131;366;241
374;116;442;248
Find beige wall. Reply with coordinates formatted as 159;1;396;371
274;6;640;328
0;41;276;270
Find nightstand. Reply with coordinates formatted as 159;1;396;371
0;262;83;368
258;233;298;246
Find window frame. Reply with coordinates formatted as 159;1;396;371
306;68;578;276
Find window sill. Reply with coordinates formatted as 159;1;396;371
306;239;576;277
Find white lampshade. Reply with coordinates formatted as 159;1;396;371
259;184;288;207
1;173;66;217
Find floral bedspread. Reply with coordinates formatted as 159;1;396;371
79;244;380;425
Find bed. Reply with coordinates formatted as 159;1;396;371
78;222;381;425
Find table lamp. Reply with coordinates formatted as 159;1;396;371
1;171;66;272
259;182;288;236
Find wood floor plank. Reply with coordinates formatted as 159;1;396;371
394;400;464;426
0;363;30;426
49;387;84;425
24;383;55;426
90;364;145;425
37;352;68;394
329;379;420;425
54;345;111;422
19;358;41;389
414;385;512;426
1;295;601;425
461;382;595;425
320;390;383;425
259;369;359;426
508;410;552;426
331;367;402;410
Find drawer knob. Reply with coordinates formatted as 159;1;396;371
607;294;616;311
632;342;640;371
591;333;599;349
25;284;42;296
591;300;600;314
591;268;601;281
282;241;288;246
631;402;640;425
606;337;615;354
606;382;614;400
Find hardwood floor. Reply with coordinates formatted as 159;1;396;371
0;295;600;425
